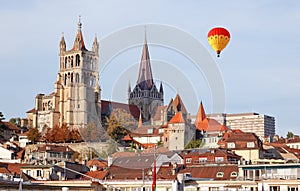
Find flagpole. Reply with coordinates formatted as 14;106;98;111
152;145;156;191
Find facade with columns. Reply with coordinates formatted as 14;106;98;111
28;20;101;131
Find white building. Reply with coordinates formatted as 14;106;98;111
208;112;275;140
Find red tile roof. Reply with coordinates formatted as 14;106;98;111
2;122;20;132
107;165;151;180
195;118;228;132
86;159;108;169
0;167;11;174
218;130;261;149
37;145;74;153
84;170;108;180
173;94;188;114
169;112;185;124
179;165;238;180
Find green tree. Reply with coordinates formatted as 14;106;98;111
185;139;202;149
9;118;21;127
27;127;41;144
0;112;5;126
106;113;129;142
287;131;294;139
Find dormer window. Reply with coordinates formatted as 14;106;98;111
227;142;235;148
216;172;224;178
199;157;207;163
247;142;255;148
186;158;192;164
230;171;238;177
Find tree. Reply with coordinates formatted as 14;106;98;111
27;127;41;144
43;123;82;143
80;121;107;142
287;131;294;139
106;113;129;143
0;112;5;126
9;118;21;127
185;139;202;149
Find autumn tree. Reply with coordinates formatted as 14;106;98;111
27;127;41;144
106;113;129;143
43;123;82;143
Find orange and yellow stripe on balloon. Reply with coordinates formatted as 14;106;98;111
207;27;230;57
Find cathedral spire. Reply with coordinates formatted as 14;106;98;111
137;29;154;90
72;16;87;51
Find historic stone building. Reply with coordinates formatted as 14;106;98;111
27;20;101;131
128;36;164;122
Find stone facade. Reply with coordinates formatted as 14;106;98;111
28;20;101;131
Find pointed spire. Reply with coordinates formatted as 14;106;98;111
173;94;187;113
137;28;154;90
60;32;66;52
128;81;131;93
72;16;87;51
138;112;143;128
195;101;207;124
159;81;164;93
92;34;99;54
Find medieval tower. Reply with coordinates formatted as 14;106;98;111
29;19;101;131
128;36;164;122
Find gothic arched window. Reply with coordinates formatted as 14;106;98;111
76;54;80;66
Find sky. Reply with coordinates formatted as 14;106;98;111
0;1;299;137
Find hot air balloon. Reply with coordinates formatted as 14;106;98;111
207;27;230;57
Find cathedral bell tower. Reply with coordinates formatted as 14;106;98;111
128;34;164;122
57;18;101;128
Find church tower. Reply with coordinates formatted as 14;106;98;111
57;19;101;128
128;35;164;122
31;19;101;130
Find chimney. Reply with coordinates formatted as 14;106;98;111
172;162;178;175
108;156;112;167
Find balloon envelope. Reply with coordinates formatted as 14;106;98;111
207;27;230;57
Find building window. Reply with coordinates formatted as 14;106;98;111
215;157;224;163
247;142;255;148
37;170;42;177
186;158;192;164
230;171;238;177
199;157;207;163
288;187;298;191
227;142;235;148
209;187;219;191
216;172;224;178
270;186;280;191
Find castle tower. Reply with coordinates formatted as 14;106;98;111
128;35;164;122
31;19;101;130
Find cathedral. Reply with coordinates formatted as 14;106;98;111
27;20;164;130
128;36;164;122
27;20;101;131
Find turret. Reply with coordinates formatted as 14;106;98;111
92;35;99;55
59;33;66;54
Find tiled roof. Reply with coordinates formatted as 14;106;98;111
2;122;20;132
179;165;238;180
84;170;108;180
26;108;36;113
195;101;207;124
0;162;28;175
195;118;228;132
173;94;188;114
112;154;155;169
0;167;11;174
37;145;74;153
218;130;261;149
169;112;185;124
86;159;108;169
122;134;133;141
107;165;152;180
156;163;180;180
101;100;140;119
